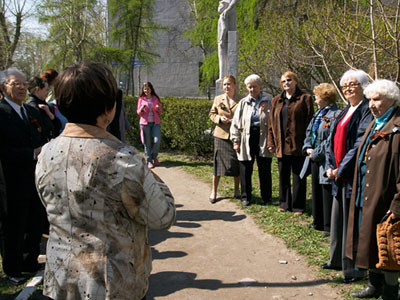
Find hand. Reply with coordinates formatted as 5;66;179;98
38;104;55;120
233;144;240;153
326;168;335;179
332;168;339;179
140;105;146;112
220;116;231;124
306;148;313;160
268;146;275;153
34;147;42;160
327;168;339;180
155;104;160;111
388;210;400;220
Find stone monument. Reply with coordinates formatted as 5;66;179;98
216;0;239;96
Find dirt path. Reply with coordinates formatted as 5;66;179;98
147;165;342;300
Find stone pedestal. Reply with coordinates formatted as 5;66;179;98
216;30;238;96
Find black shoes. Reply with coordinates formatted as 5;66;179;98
7;275;26;285
342;276;364;284
321;263;341;271
351;284;381;298
308;223;323;231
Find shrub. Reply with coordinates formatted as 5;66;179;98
124;96;214;157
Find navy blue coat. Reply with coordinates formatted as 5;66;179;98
325;98;373;198
303;104;341;184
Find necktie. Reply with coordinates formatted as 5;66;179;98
20;106;30;127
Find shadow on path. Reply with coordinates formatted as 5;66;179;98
147;271;334;299
158;160;212;169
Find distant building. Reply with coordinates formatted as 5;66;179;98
110;0;202;97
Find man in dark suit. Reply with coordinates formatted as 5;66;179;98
0;68;44;284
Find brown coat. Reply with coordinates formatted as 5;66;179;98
346;108;400;269
209;93;240;139
267;88;314;157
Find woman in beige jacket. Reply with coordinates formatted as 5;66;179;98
209;75;241;203
35;63;176;300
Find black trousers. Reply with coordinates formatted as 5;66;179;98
278;155;306;212
0;162;46;276
239;127;272;204
310;160;333;232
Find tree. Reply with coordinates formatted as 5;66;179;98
0;0;32;69
12;31;52;77
184;0;221;91
38;0;107;68
108;0;160;95
185;0;400;99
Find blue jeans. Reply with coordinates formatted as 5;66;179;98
142;122;160;164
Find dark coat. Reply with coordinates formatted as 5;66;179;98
325;98;373;198
0;98;44;275
345;108;400;269
267;87;314;157
302;104;342;184
26;95;61;146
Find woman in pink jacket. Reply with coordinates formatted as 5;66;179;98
137;82;162;169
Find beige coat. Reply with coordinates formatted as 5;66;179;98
230;93;273;161
209;93;240;139
35;123;176;300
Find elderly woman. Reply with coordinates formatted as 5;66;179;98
345;79;400;299
303;83;341;236
209;75;240;203
267;71;314;215
35;63;176;300
26;76;61;144
322;69;373;284
230;74;272;206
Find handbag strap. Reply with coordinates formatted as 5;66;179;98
379;213;391;224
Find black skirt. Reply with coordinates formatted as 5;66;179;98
213;137;239;176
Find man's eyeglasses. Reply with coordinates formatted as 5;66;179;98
5;81;28;88
341;82;360;91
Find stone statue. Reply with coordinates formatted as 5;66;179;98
218;0;238;79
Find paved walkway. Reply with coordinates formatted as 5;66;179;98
146;165;342;300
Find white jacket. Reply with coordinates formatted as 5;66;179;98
230;93;273;161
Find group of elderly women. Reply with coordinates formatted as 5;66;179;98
210;69;400;299
210;72;314;211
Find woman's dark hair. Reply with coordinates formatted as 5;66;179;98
139;82;160;100
27;76;46;94
54;63;117;126
40;69;59;85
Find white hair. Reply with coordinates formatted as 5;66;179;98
340;69;370;89
244;74;263;86
364;79;400;107
0;68;26;84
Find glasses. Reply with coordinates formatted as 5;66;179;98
281;78;292;84
341;82;360;91
5;81;28;88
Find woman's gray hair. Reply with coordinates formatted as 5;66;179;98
0;68;26;84
364;79;400;107
340;69;370;89
244;74;263;86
